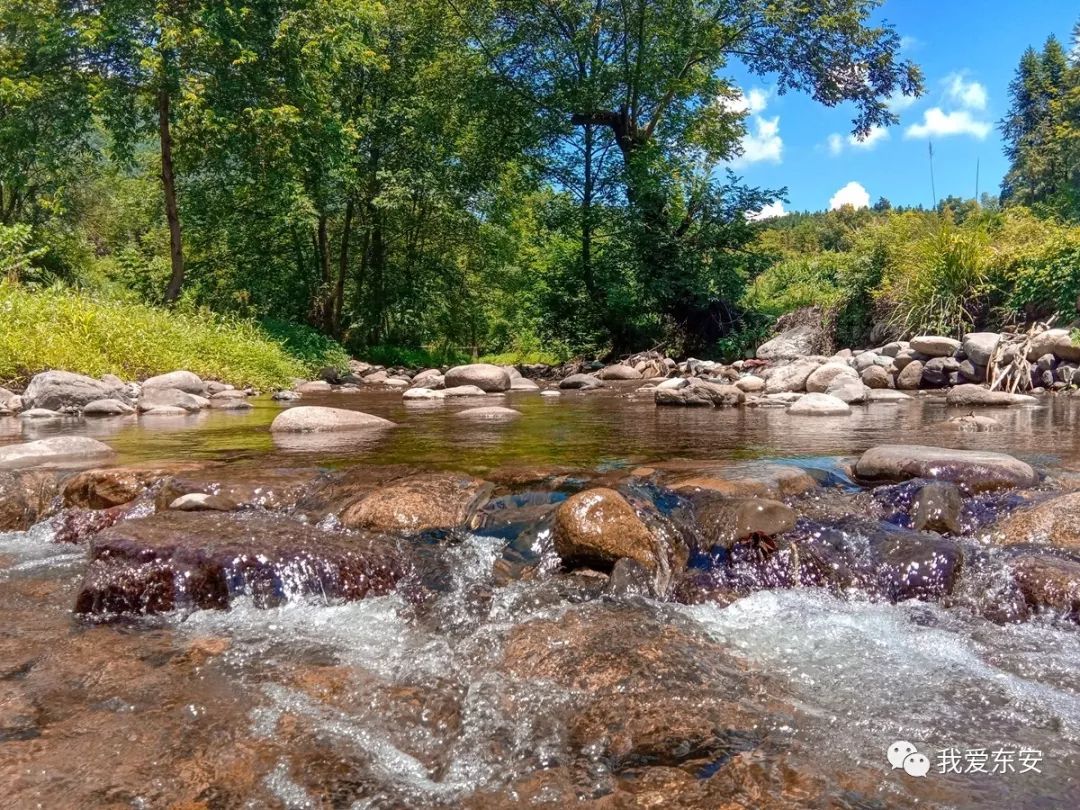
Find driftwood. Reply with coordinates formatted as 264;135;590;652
987;319;1054;393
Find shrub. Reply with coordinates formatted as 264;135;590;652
0;283;348;388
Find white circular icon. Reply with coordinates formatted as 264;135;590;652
887;740;918;769
903;751;931;777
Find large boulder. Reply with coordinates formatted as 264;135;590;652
824;376;868;404
756;323;821;360
788;392;851;416
21;371;127;413
509;377;540;392
895;360;924;390
962;332;1000;366
945;384;1036;407
443;364;511;393
654;378;744;408
992;492;1080;549
596;363;643;381
805;362;857;393
763;358;821;393
909;335;962;358
74;511;412;615
141;370;205;394
552;488;663;573
1027;328;1080;363
0;437;115;471
269;406;395;433
340;472;491;535
860;365;892;389
855;444;1037;492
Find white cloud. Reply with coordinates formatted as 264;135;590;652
904;107;992;140
731;115;783;166
829;181;870;211
945;73;987;110
826;125;889;156
719;87;770;115
886;91;918;112
746;201;788;221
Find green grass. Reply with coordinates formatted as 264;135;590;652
478;350;565;366
0;284;349;389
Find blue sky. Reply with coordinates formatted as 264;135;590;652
725;1;1078;216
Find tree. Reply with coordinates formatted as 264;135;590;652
465;0;921;351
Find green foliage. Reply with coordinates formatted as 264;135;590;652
0;284;343;388
360;345;467;369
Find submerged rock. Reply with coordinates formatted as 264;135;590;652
1010;555;1080;621
992;492;1080;549
690;494;796;550
669;462;818;499
855;445;1037;492
941;413;1002;432
156;466;325;514
0;470;61;531
339;472;492;535
269;406;395;433
0;437;115;471
75;511;412;615
452;406;521;420
443;363;511;393
911;481;964;534
63;463;205;510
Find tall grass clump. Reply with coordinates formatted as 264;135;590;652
0;284;348;388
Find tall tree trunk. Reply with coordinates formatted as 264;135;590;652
316;213;332;328
330;198;355;337
159;88;186;304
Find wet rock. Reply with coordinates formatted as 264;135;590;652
669;462;818;499
0;470;61;531
409;369;444;389
656;377;687;390
691;494;796;550
296;380;332;393
911;481;963;534
787;392;850;416
138;387;207;413
602;558;655;598
804;362;857;393
941;414;1002;432
269;406;395;433
865;389;911;402
141;405;191;416
992;491;1080;549
945;384;1036;407
1026;328;1080;363
63;464;204;510
763;358;821;393
910;335;961;357
444;363;511;393
1010;555;1080;621
51;502;139;544
452;406;521;420
597;363;643;381
340;472;492;535
156;466;325;513
655;378;744;407
757;323;821;360
82;398;135;416
210;389;247;400
272;390;301;401
552;487;665;574
402;387;443;400
209;397;253;410
895;360;924;390
559;373;602;390
141;370;205;394
21;370;128;413
501;602;765;772
855;445;1037;492
168;492;236;511
0;437;115;471
75;511;412;614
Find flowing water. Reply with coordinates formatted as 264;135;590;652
2;388;1078;808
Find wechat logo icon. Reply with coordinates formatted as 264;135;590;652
887;741;931;777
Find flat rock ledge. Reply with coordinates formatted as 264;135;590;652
0;437;116;471
269;406;395;433
855;444;1037;493
75;511;412;615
